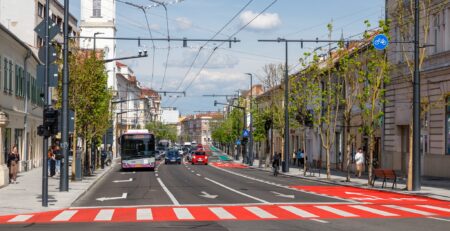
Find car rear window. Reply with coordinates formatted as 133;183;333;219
195;152;205;156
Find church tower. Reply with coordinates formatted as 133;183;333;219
80;0;116;89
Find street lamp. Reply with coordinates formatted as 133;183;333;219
93;32;104;52
245;73;254;166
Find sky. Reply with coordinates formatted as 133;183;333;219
68;0;385;115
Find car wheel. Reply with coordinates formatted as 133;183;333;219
205;163;208;165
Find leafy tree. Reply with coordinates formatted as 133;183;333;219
146;121;177;142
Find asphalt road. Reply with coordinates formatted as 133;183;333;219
2;146;450;230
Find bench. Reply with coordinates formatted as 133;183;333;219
372;169;397;189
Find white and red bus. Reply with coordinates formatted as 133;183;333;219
120;129;156;170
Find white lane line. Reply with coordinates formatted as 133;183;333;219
310;219;329;224
383;205;436;216
244;206;277;219
315;206;358;217
8;215;33;222
417;205;450;213
349;205;399;216
209;207;236;220
427;217;450;222
173;208;194;220
136;208;153;220
191;171;195;173
196;173;201;176
51;210;78;221
155;174;159;177
204;177;269;204
280;206;318;218
157;177;180;206
94;209;115;221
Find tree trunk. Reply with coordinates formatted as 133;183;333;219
326;147;331;179
368;134;375;186
345;117;352;182
71;112;77;180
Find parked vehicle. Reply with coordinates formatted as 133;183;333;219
191;151;208;165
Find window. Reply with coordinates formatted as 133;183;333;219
3;58;7;92
8;61;12;93
93;0;101;17
447;97;450;155
433;13;441;53
15;65;19;96
38;2;44;18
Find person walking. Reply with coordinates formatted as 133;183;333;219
7;145;20;184
54;145;61;175
292;151;296;166
272;152;281;176
297;149;303;168
355;148;364;178
48;147;56;177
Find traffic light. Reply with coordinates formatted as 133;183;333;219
37;107;59;138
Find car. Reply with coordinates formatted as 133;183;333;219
191;151;208;165
165;150;181;164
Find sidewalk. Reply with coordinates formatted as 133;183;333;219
0;162;115;216
216;151;450;201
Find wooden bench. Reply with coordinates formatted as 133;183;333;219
372;169;397;189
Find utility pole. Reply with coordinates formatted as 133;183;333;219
245;73;254;166
412;0;421;191
60;0;70;192
42;0;50;207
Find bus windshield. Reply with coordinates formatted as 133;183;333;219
121;134;155;159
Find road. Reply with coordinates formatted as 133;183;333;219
1;146;449;230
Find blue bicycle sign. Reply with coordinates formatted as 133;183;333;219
372;34;389;50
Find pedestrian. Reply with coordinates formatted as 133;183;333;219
296;149;303;168
7;145;20;184
355;148;364;178
54;145;61;175
272;152;281;176
292;151;296;166
48;147;56;177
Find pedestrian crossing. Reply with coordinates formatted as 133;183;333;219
1;203;449;224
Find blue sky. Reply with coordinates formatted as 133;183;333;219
69;0;385;115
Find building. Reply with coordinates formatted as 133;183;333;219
0;0;79;52
80;0;116;90
384;0;450;178
0;23;43;187
180;113;223;145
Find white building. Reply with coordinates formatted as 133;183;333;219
0;23;43;187
80;0;116;89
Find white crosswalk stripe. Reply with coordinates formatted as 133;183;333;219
349;205;398;216
279;206;318;218
209;207;236;219
94;209;115;221
173;208;194;220
136;209;153;221
416;205;450;213
383;205;436;216
8;215;33;222
51;210;78;221
244;207;277;219
315;206;358;217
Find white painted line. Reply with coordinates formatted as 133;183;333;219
157;177;180;206
209;207;236;220
136;208;153;220
245;206;277;219
349;205;398;216
51;210;78;221
204;177;269;204
155;174;159;177
310;218;329;223
417;205;450;213
94;209;115;221
113;178;133;183
427;217;450;222
196;174;201;176
315;206;358;217
173;208;194;220
280;206;318;218
8;215;33;222
383;205;436;216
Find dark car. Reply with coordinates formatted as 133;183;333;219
165;150;181;164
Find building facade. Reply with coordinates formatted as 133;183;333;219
180;113;223;145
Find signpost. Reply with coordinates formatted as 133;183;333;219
372;34;389;50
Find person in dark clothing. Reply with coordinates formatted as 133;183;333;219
272;153;281;176
48;147;56;177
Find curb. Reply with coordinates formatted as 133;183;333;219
70;161;117;206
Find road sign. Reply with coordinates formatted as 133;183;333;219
37;64;58;87
242;129;249;137
38;45;57;63
372;34;389;50
236;139;241;145
34;18;60;40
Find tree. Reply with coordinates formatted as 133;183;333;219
359;20;391;185
146;121;177;142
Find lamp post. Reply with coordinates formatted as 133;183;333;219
245;73;253;166
93;32;104;52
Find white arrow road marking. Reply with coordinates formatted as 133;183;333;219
271;191;295;199
96;193;128;202
113;178;133;183
200;191;218;199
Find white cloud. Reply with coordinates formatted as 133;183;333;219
189;70;249;92
239;10;281;31
169;49;239;69
175;17;192;30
